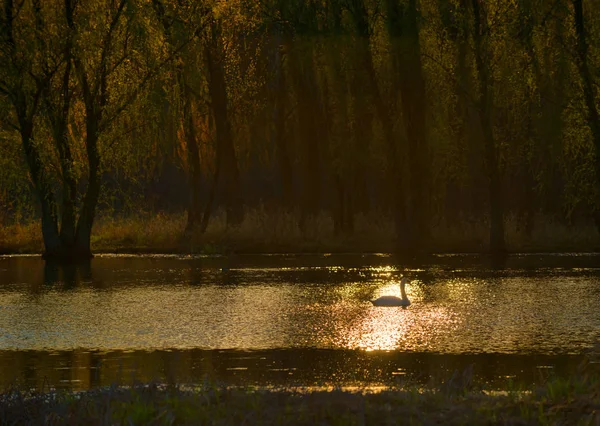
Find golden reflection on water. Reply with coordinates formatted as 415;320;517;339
372;281;408;299
306;276;464;352
3;255;600;391
1;258;600;355
344;304;458;352
351;308;413;351
350;274;416;352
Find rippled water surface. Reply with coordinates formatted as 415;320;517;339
1;253;599;390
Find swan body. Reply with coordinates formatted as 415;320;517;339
371;277;411;307
371;295;411;307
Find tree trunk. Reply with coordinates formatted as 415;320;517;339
329;14;358;235
348;0;408;243
272;29;294;208
572;0;600;232
394;0;429;250
20;124;63;257
288;40;322;232
180;76;204;234
48;59;77;248
455;29;475;220
383;1;416;250
151;1;206;234
5;1;65;259
471;0;506;254
436;0;477;222
57;135;77;247
539;28;566;216
346;47;370;235
205;22;244;227
517;0;543;238
334;175;345;235
73;128;101;260
199;157;220;234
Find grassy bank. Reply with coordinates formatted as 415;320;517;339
1;373;600;425
1;208;599;255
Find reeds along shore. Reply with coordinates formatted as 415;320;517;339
0;208;598;255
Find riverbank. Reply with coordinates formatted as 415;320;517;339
1;373;599;425
1;210;599;255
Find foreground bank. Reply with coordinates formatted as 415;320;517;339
1;375;598;425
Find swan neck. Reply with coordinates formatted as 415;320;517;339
400;278;408;300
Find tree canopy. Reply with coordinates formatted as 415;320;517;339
1;0;600;257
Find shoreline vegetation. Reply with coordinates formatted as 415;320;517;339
1;368;600;425
1;209;599;256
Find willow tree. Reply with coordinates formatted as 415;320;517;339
152;0;211;233
536;3;568;217
1;1;50;251
572;0;600;231
204;13;245;227
283;0;325;231
326;0;363;235
0;0;177;260
268;21;294;209
433;0;482;221
386;0;429;249
471;0;506;254
509;0;542;235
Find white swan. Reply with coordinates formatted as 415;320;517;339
371;277;411;307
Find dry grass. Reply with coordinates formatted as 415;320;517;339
0;221;42;254
0;208;598;255
91;213;188;252
431;214;600;253
193;208;398;254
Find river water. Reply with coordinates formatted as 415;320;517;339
0;253;599;390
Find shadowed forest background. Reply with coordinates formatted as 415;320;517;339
1;0;600;257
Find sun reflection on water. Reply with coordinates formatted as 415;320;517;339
308;275;464;352
343;305;459;352
373;281;406;299
1;258;600;356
